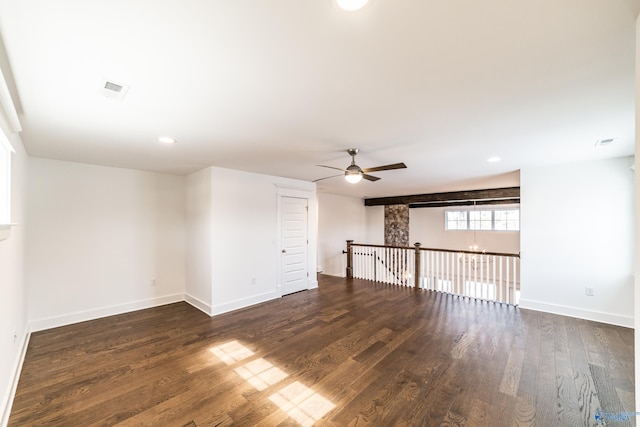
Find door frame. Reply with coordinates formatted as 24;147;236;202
276;186;317;297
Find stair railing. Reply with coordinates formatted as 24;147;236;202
345;240;520;305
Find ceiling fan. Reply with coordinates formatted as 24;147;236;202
314;148;407;184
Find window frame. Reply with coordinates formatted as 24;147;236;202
445;206;520;232
0;127;14;232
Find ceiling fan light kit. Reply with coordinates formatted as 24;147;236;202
345;148;363;184
333;0;372;11
345;165;363;184
315;148;407;184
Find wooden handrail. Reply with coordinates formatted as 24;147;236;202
350;243;412;250
346;240;521;305
349;242;520;258
419;246;519;258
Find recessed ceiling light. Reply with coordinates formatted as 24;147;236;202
333;0;372;11
158;136;176;144
487;156;501;163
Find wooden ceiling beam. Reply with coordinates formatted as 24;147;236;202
364;187;520;207
408;198;520;209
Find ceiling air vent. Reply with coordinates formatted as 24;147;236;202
594;138;615;147
100;79;129;101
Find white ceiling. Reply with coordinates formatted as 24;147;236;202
0;0;637;198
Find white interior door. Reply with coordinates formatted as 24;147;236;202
281;196;308;295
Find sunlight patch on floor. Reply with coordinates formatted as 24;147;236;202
209;340;336;425
269;381;336;427
209;340;254;365
234;358;288;391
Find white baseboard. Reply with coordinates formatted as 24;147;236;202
1;329;30;427
211;290;280;316
184;293;213;316
308;279;319;289
519;298;634;328
28;293;185;332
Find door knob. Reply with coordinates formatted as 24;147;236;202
282;249;287;253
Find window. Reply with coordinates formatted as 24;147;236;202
445;210;467;230
446;208;519;231
0;127;14;225
494;209;520;231
469;210;492;230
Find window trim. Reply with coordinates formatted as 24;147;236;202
0;128;14;240
445;206;520;232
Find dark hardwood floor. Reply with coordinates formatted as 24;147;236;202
9;275;635;426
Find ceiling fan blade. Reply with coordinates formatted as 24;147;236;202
317;165;346;172
361;162;407;173
313;174;343;182
362;174;381;182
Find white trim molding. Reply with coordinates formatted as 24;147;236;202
1;329;29;427
211;290;280;316
28;293;184;332
184;293;213;316
519;298;634;328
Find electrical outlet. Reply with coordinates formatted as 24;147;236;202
151;279;156;287
251;277;256;285
585;286;595;296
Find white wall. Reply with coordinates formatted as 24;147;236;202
185;166;317;316
520;156;634;327
0;135;27;426
27;159;186;331
365;205;384;245
185;168;213;314
317;193;368;277
410;206;520;253
362;203;520;253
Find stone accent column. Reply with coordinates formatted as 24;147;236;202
384;204;409;247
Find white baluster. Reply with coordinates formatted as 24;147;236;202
432;251;436;290
371;247;375;282
365;247;370;281
479;254;484;299
435;251;440;291
370;248;374;282
505;255;510;304
498;256;503;303
492;255;496;302
440;251;444;292
392;248;397;285
464;253;468;297
401;248;405;287
400;248;404;286
386;247;390;284
455;252;460;296
403;248;408;286
444;252;454;294
418;250;422;289
513;257;518;305
354;246;358;279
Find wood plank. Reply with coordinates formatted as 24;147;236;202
590;363;632;427
8;274;633;427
